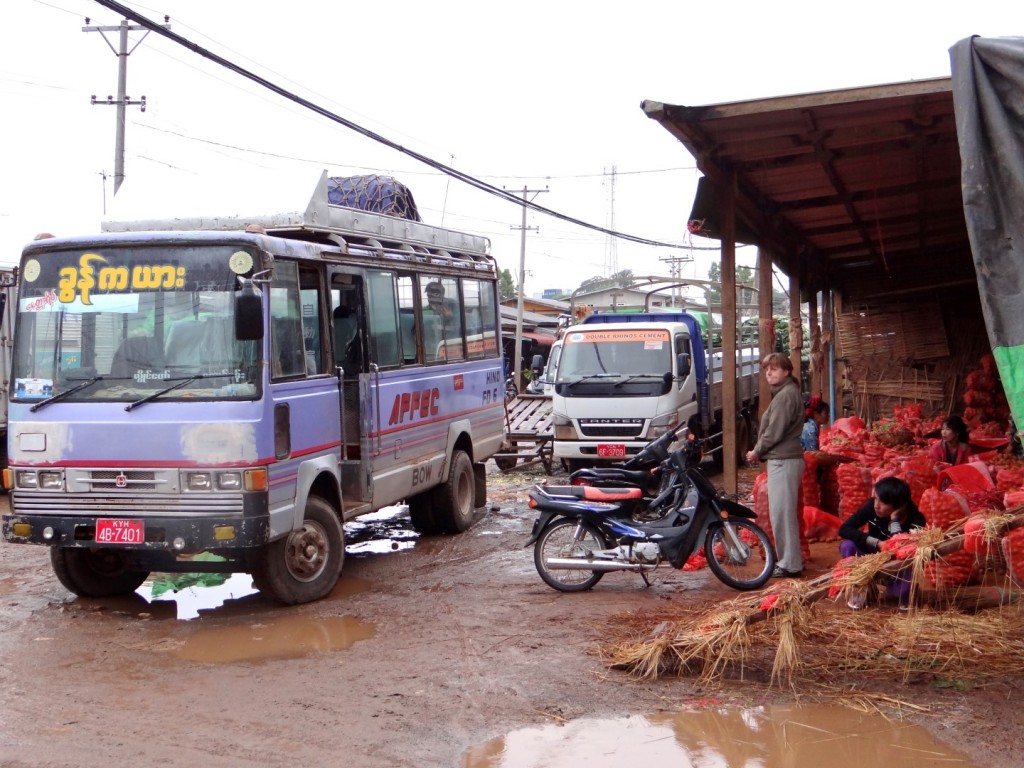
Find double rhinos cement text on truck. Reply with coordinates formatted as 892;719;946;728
549;312;760;470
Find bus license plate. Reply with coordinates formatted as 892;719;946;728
95;518;144;545
597;444;626;458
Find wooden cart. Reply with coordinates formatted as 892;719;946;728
492;394;554;473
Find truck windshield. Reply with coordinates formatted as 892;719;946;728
558;328;671;380
12;245;260;404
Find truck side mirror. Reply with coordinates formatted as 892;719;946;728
530;353;545;376
676;352;691;378
235;281;264;341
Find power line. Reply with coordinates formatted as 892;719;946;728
90;0;696;250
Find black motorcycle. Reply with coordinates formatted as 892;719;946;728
525;433;775;592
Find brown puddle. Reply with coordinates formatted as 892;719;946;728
177;611;376;663
462;704;973;767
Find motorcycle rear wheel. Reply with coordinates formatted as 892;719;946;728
533;519;608;592
704;518;775;590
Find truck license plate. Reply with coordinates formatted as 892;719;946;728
95;518;144;545
597;444;626;458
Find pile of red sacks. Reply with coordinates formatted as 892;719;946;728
754;353;1024;590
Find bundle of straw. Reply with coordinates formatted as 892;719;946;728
599;509;1024;686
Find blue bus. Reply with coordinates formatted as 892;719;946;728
2;173;505;605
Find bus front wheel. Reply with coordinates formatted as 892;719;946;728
50;547;149;597
253;495;344;605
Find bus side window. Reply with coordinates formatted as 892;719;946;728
366;270;401;368
272;317;305;377
299;269;323;375
399;309;416;364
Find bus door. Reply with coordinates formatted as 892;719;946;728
264;261;342;522
329;271;368;502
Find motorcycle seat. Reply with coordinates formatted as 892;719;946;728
538;485;643;501
573;468;653;487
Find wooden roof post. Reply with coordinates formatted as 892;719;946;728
789;270;803;393
757;248;773;419
721;172;738;495
809;291;822;397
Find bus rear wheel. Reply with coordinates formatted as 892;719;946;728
50;547;149;597
253;495;344;605
433;450;476;533
407;491;441;535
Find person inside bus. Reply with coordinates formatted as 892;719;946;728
425;280;452;321
929;414;972;465
333;304;362;376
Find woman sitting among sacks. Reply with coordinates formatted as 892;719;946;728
838;476;926;609
929;414;973;465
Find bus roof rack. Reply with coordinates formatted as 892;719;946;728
101;170;492;263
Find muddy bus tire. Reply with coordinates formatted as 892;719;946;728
407;491;441;535
50;547;149;597
253;495;344;605
433;450;476;534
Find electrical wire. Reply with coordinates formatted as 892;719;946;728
92;0;720;251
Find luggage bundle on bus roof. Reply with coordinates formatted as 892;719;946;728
326;175;422;222
100;171;493;267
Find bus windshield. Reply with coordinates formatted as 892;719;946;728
12;245;260;404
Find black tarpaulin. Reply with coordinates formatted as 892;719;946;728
950;36;1024;429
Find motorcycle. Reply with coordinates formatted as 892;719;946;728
525;433;775;592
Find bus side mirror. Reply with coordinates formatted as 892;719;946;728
235;281;264;341
677;352;691;378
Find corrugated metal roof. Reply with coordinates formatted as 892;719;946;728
643;78;976;304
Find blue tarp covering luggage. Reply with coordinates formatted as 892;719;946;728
326;174;422;222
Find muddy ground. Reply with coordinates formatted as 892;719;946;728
0;462;1021;767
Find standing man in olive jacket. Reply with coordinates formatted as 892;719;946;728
746;353;805;578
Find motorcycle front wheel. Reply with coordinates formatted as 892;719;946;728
533;519;608;592
704;518;775;590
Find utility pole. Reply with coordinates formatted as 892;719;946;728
509;186;548;390
84;15;171;195
604;165;618;276
658;253;693;307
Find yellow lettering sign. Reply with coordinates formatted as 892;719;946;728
56;255;187;304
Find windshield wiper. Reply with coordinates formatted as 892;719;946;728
125;373;236;412
613;373;667;388
565;373;616;384
30;376;107;412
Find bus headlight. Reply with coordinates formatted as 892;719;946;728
15;471;38;489
38;471;64;490
217;472;242;491
187;472;213;491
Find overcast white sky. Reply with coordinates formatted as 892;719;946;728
1;0;1018;296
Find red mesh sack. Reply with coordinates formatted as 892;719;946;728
1001;528;1024;582
836;463;872;520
